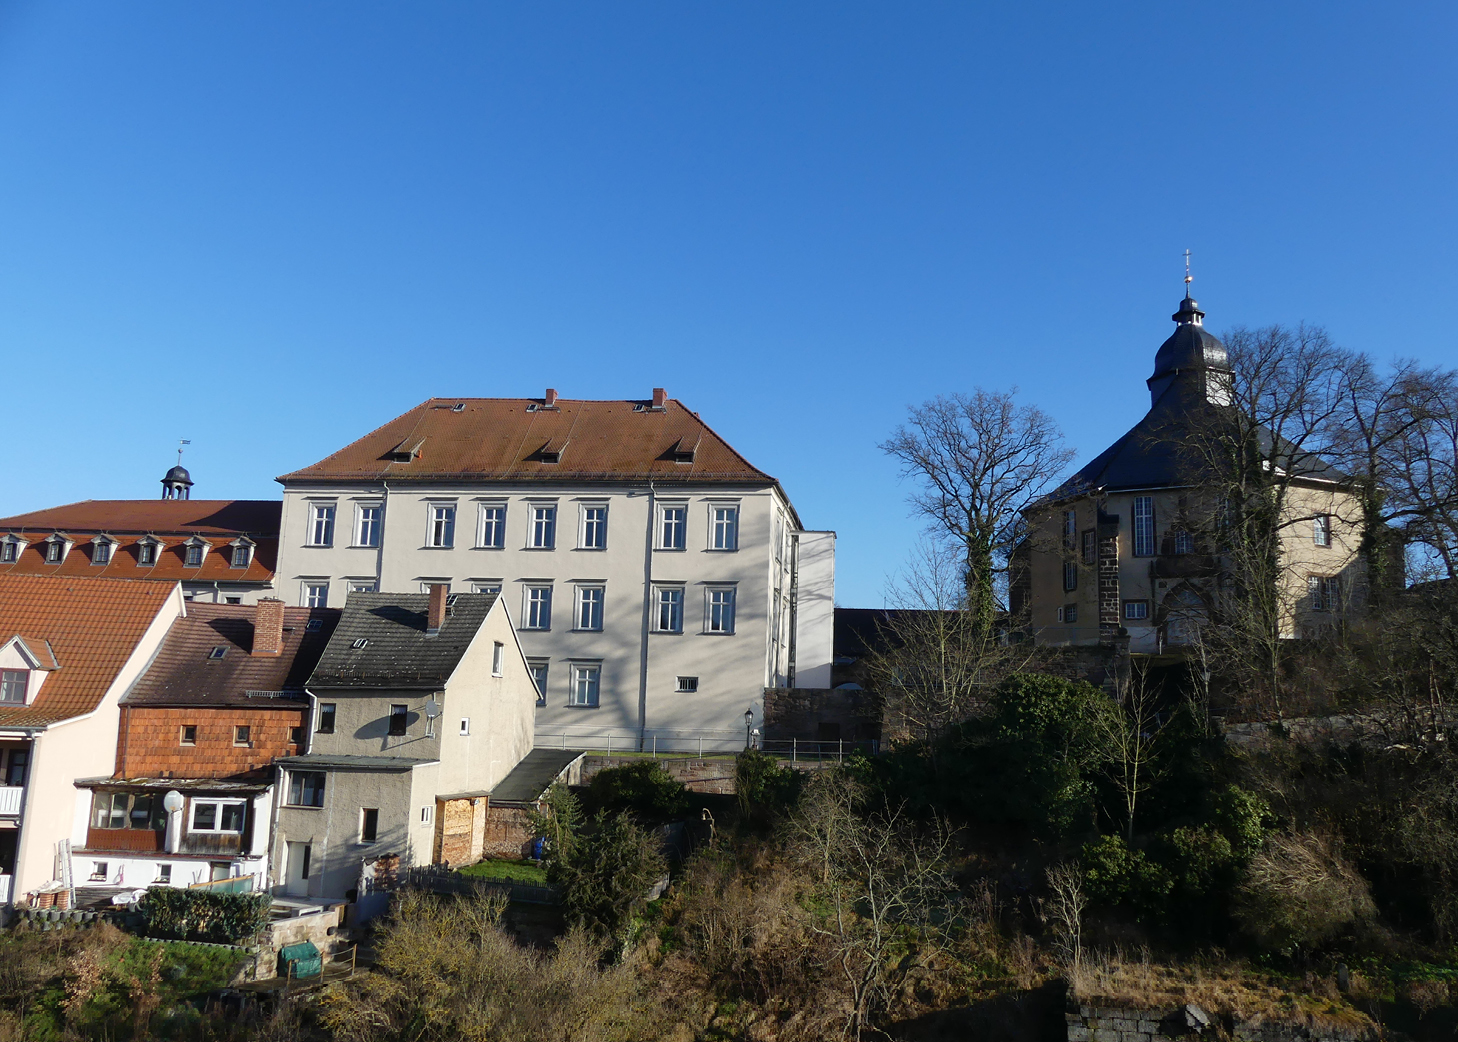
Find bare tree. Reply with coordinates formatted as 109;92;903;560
1093;664;1165;843
881;389;1075;635
1044;862;1088;974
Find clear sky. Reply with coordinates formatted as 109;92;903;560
3;2;1456;606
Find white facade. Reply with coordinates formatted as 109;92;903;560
274;482;835;751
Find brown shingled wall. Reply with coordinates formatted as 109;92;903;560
117;706;307;778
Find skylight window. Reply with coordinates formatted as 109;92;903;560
351;638;369;650
207;646;227;660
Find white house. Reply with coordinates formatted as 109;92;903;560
273;390;835;752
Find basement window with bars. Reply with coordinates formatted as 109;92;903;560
676;676;699;693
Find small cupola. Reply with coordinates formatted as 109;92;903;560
162;441;193;500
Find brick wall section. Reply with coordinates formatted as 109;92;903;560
435;796;487;866
1097;506;1121;644
1065;1004;1376;1042
763;686;880;743
116;705;307;777
482;804;536;859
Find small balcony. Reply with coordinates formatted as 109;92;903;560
0;786;24;817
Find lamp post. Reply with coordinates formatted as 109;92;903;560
744;708;754;750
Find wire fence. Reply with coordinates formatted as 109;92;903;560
533;732;878;761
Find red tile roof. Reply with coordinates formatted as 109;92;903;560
124;604;341;708
0;576;178;727
0;501;279;584
276;397;776;485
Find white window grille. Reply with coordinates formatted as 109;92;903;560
1133;496;1156;557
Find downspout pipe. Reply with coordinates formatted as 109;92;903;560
638;482;656;752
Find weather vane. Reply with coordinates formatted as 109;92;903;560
1184;249;1193;289
177;438;191;466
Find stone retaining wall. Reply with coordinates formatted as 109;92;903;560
1065;1003;1377;1042
580;756;739;794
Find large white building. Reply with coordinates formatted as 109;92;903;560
273;390;834;751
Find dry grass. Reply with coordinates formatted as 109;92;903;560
1069;949;1375;1033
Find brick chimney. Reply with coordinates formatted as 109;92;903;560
426;583;448;637
253;598;285;657
544;388;558;407
652;387;666;410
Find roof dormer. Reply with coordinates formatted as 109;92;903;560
40;534;70;565
0;535;26;565
135;535;164;568
228;536;256;570
181;535;210;569
90;535;117;566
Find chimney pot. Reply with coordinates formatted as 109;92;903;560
544;388;558;407
427;583;448;635
652;387;666;409
253;598;285;657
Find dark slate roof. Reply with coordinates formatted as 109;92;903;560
275;754;437;771
488;748;585;805
832;607;960;660
123;604;340;707
308;592;497;689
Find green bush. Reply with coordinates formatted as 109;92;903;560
734;748;802;820
587;760;690;823
1081;834;1173;919
138;887;271;945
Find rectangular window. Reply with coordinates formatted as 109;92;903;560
289;771;326;807
190;800;245;833
316;703;336;734
576;586;604;631
1060;604;1078;624
230;545;249;568
225;596;242;604
1132;496;1156;557
1173;530;1195;555
529;660;549;706
360;808;379;843
676;675;699;693
90;862;107;881
581;506;608;549
93;793;127;829
429;504;456;548
659;505;686;550
5;750;26;787
0;542;14;563
184;543;205;567
0;671;26;704
1308;575;1324;610
180;724;197;745
1314;514;1333;547
654;587;684;633
707;588;736;634
472;581;502;595
1082;530;1096;566
356;505;382;548
479;504;506;548
93;541;111;565
1063;510;1076;550
420;805;433;826
233;725;251;747
524;585;552;630
45;541;63;563
137;542;156;566
304;583;329;608
1063;561;1078;592
569;664;600;707
1325;576;1341;611
290;726;304;745
492;641;504;676
530;505;557;548
308;504;336;547
155;864;171;884
458;717;470;736
1124;600;1150;621
348;580;378;593
712;506;739;551
388;704;408;736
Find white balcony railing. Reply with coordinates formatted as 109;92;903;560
0;787;25;816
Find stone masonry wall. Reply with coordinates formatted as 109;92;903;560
482;804;535;859
579;756;739;794
1066;1004;1376;1042
763;686;880;743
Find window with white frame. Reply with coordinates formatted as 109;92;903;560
304;582;329;609
528;659;549;706
355;504;382;547
458;717;470;736
707;587;736;634
472;580;502;595
1063;561;1078;592
428;504;456;548
1314;514;1333;547
308;503;336;547
676;675;699;692
529;505;557;548
1132;496;1156;557
184;541;206;567
575;586;604;631
230;543;251;568
653;586;684;633
0;670;27;704
492;641;504;676
288;771;326;807
418;580;451;594
1173;529;1195;555
155;864;172;883
348;580;378;593
419;805;433;826
711;505;739;551
658;505;686;550
523;585;552;629
1063;510;1076;550
92;540;112;565
478;504;506;548
190;800;246;833
1124;600;1150;621
568;663;601;707
1308;575;1341;612
1082;530;1096;565
137;540;157;566
580;505;607;549
44;539;65;563
0;540;16;564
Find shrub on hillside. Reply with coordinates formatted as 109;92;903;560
139;887;271;945
734;748;802;821
587;760;690;823
1233;831;1377;952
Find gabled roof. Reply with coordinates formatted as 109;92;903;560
308;592;497;690
0;575;177;727
123;604;341;708
276;397;776;486
0;500;280;535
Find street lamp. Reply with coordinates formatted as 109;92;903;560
744;708;754;750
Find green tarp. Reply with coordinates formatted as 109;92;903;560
279;940;322;979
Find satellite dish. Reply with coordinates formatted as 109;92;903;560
424;698;441;720
162;790;184;814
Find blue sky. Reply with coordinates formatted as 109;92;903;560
3;2;1457;606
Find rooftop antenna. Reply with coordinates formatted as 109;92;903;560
1183;249;1193;294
